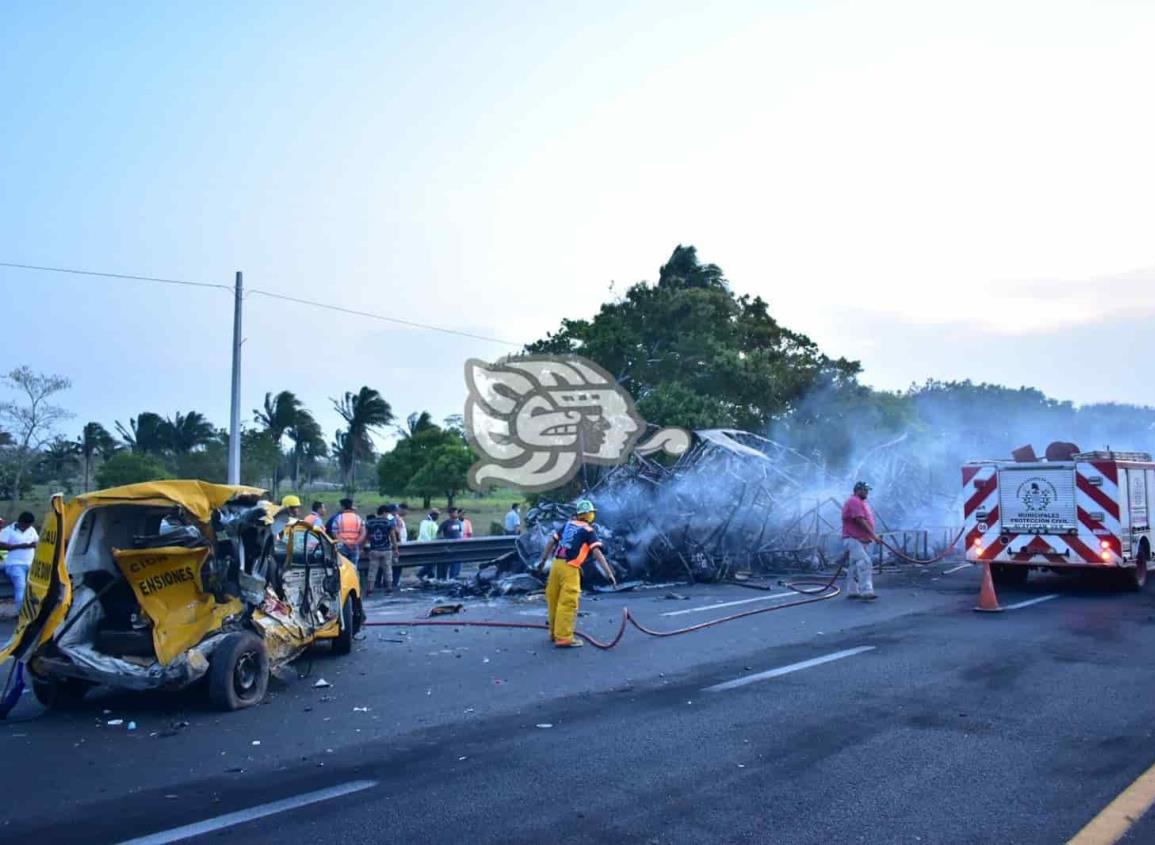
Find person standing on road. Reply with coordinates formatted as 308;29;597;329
841;481;880;601
0;512;39;609
438;507;465;579
416;508;440;580
331;498;368;587
365;505;400;596
459;508;473;539
536;499;616;649
504;503;521;535
304;501;327;530
396;503;411;544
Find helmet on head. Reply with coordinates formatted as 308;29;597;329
575;498;596;516
853;481;871;493
281;495;302;508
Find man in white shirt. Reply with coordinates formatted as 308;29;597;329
1;512;39;608
504;503;522;535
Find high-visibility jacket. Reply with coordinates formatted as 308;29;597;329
332;511;365;545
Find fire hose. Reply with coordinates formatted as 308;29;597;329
874;526;967;565
363;563;844;651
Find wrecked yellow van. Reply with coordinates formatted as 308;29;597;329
1;481;363;711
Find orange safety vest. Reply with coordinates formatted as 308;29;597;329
332;511;363;545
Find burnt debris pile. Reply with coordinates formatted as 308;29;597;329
516;429;963;584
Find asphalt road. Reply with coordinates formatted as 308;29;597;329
3;564;1155;844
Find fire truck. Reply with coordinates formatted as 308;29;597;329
963;448;1155;588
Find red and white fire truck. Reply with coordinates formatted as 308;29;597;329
963;450;1155;588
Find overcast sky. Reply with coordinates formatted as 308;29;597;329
2;0;1153;448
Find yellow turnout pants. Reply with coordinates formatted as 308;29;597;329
546;560;582;643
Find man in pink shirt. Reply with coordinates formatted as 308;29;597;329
841;481;880;601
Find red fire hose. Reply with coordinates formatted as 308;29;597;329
363;564;844;651
874;527;967;565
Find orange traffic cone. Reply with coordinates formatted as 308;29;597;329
973;563;1004;613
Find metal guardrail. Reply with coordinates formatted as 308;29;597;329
395;536;518;569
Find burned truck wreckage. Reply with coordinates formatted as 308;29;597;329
461;429;961;593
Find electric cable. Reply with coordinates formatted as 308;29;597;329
0;260;522;347
0;261;231;292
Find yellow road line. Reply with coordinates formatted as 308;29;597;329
1069;759;1155;844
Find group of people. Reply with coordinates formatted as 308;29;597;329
279;496;412;597
279;497;525;597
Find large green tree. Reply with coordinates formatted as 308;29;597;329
378;413;472;508
526;245;860;431
95;452;172;488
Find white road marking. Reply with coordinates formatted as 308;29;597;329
704;646;876;692
943;563;971;574
117;779;378;845
1002;594;1059;611
661;592;796;617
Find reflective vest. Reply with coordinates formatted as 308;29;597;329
332;511;364;545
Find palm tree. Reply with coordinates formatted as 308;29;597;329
41;436;80;485
331;387;392;492
286;409;326;490
116;412;168;454
78;421;117;491
161;411;217;455
253;391;302;446
396;411;437;440
253;391;304;495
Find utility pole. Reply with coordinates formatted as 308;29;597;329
228;271;243;484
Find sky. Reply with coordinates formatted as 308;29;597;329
2;0;1153;449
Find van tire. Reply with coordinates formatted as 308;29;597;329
208;632;269;711
31;677;92;710
332;597;357;656
991;564;1028;587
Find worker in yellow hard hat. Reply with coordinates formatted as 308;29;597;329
536;498;616;649
281;495;302;520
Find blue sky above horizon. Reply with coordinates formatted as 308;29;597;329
3;0;1153;446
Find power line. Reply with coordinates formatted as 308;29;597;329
246;288;519;347
0;260;231;292
0;259;521;348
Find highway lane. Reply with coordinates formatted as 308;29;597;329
4;566;1155;844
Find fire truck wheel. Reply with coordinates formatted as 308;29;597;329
1123;550;1150;592
991;564;1028;587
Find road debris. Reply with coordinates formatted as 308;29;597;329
313;678;332;688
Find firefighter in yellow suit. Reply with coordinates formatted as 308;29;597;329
537;499;616;648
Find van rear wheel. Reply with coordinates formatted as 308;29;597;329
31;677;92;710
208;632;269;711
